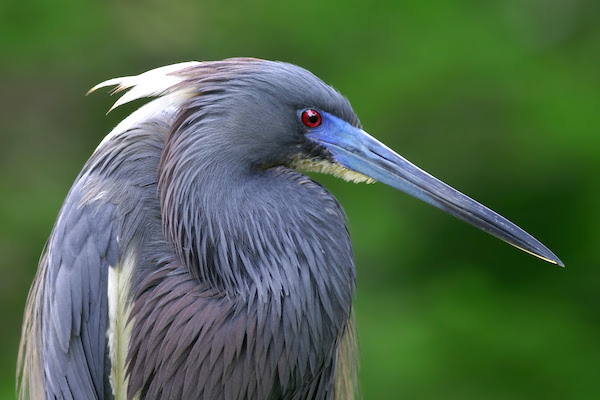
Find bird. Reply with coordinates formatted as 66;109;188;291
17;58;563;400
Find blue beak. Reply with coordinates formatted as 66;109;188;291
307;112;563;267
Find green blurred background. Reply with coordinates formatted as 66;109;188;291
1;0;599;399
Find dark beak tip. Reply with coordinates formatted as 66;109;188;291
526;245;564;268
537;249;564;268
542;246;565;268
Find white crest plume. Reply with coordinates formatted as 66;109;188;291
88;61;201;112
88;61;201;150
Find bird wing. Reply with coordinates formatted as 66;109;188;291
18;62;198;400
19;175;119;399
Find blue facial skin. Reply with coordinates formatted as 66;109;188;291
306;111;563;267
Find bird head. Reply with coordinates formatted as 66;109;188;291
90;58;563;267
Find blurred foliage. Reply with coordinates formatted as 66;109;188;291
1;0;599;399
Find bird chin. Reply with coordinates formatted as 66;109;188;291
290;157;377;184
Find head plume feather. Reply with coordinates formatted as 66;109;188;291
88;61;206;150
87;61;201;112
87;58;268;150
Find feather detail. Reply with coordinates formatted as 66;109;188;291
87;61;201;112
292;157;376;184
88;62;201;152
107;250;138;400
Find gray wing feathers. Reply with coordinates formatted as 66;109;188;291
34;178;117;399
18;118;167;400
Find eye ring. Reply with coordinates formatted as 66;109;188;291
301;109;322;128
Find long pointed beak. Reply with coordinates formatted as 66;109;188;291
308;112;564;267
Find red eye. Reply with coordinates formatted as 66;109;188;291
301;109;322;128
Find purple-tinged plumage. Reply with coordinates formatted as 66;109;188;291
18;57;561;400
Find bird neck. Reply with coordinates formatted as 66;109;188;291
158;146;356;307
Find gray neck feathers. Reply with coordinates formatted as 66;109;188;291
158;115;355;309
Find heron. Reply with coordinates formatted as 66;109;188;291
17;58;563;400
